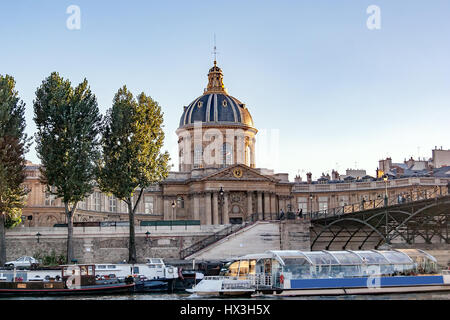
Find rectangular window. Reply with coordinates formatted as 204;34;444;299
296;197;308;212
94;192;101;211
44;188;56;206
339;195;349;207
144;196;154;214
319;196;328;213
109;196;117;212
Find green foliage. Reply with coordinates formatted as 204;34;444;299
34;249;67;266
98;87;170;201
98;86;170;263
33;72;102;206
0;74;29;228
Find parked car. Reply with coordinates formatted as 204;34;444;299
4;256;40;269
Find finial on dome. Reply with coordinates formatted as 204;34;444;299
204;36;228;94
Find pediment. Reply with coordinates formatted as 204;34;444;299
200;164;277;182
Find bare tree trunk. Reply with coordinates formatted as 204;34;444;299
127;199;136;264
65;202;75;264
127;189;144;264
0;214;6;266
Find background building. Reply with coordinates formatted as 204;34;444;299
21;63;450;226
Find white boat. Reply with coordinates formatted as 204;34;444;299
188;249;450;297
94;258;179;281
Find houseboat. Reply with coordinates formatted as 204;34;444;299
0;264;134;296
187;249;450;297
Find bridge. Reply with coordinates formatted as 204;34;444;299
309;188;450;251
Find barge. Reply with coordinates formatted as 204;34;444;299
0;264;134;297
187;249;450;297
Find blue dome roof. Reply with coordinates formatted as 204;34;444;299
179;93;254;128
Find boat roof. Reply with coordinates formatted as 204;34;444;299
235;249;436;266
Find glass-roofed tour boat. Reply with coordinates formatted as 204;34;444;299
187;249;450;297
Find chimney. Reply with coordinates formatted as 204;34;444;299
306;172;312;184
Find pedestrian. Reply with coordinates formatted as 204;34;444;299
299;208;303;219
279;209;285;220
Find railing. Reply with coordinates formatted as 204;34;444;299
179;221;255;259
308;187;445;221
200;274;274;290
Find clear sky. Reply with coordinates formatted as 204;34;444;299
1;0;449;180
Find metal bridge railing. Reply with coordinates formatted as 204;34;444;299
308;187;445;221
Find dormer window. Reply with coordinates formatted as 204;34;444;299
198;101;203;108
222;100;227;107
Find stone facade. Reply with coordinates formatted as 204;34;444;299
19;61;450;227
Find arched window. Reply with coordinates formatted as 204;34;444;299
193;145;203;169
179;149;184;168
222;143;233;167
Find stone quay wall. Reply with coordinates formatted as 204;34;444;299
5;225;226;264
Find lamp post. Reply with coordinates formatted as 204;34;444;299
218;187;224;224
35;232;41;244
383;175;388;207
309;193;313;219
171;200;176;220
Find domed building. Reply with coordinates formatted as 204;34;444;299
159;60;293;224
20;60;449;228
176;60;257;171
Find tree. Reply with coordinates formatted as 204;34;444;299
0;74;29;266
33;72;101;263
98;86;170;263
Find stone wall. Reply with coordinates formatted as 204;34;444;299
5;225;224;264
280;220;311;251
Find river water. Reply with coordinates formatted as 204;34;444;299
1;291;450;300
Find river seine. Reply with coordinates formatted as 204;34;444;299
1;292;449;300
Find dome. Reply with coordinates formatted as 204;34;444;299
178;61;255;129
179;93;254;128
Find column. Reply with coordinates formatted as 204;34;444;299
205;192;212;225
223;193;229;224
250;143;256;168
271;194;276;219
264;192;271;220
212;192;219;225
257;192;263;220
247;191;253;220
193;195;200;221
163;199;170;220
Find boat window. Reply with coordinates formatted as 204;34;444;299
354;251;389;264
283;258;310;278
396;249;439;274
378;251;412;264
225;261;240;277
303;252;339;265
249;260;256;275
151;259;162;264
107;265;116;269
133;267;140;274
239;260;249;276
97;265;106;269
328;251;362;265
264;259;272;274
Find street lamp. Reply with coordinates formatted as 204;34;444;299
171;201;176;220
35;232;41;243
218;187;224;224
383;175;388;206
309;194;313;219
